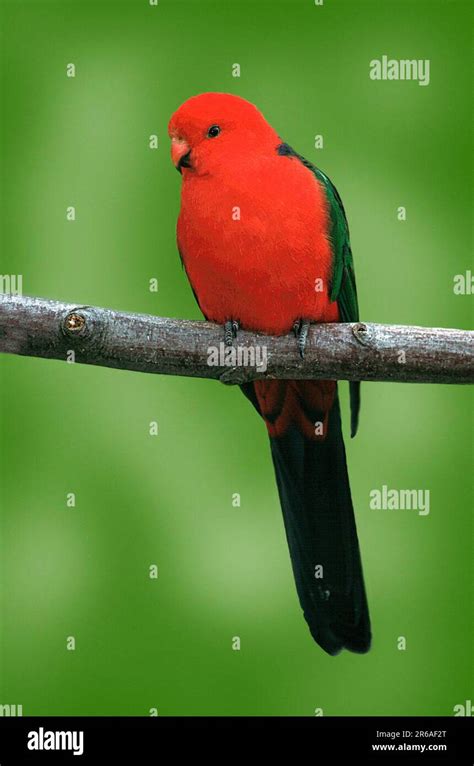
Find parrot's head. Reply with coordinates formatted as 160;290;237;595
168;93;279;177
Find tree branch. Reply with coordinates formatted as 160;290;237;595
0;294;472;384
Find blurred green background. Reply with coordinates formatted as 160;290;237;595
0;0;472;716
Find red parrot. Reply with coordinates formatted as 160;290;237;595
168;93;371;655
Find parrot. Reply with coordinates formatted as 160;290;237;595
168;93;371;655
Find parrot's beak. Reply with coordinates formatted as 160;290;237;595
171;137;192;173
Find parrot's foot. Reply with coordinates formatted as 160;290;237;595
224;320;240;346
293;319;310;359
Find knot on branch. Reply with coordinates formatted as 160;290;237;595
351;322;373;347
61;307;107;355
62;310;88;337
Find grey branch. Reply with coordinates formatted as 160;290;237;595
0;294;473;384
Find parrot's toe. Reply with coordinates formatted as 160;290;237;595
224;319;240;346
293;319;310;359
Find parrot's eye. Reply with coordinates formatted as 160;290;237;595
206;125;221;138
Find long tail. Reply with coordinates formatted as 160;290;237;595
242;380;371;655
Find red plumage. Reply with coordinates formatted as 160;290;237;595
169;93;339;336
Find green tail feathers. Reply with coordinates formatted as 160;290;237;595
269;396;371;655
350;381;360;438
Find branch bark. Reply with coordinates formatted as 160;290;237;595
0;294;472;384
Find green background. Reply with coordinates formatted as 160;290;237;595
1;0;472;716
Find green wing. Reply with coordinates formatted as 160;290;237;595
277;144;361;436
313;168;358;319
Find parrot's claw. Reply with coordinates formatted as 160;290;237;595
293;319;310;359
292;319;302;337
224;319;240;346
